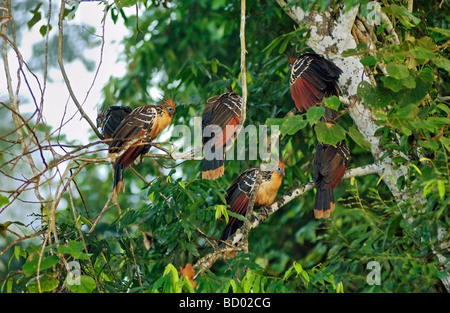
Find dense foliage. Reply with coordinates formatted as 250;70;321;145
0;0;449;293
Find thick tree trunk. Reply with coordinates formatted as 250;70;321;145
275;0;449;292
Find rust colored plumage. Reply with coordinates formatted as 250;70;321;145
313;141;350;219
108;97;176;198
201;92;243;180
289;53;349;218
289;53;342;114
219;161;285;243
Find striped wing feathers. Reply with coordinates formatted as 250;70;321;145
108;105;157;155
202;92;242;144
313;141;350;190
99;106;133;140
290;53;343;111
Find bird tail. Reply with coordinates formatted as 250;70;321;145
219;220;244;243
314;188;335;219
112;162;125;199
202;150;225;180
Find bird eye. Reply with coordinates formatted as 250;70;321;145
275;166;285;176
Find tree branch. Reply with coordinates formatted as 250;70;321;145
57;0;103;139
193;163;381;277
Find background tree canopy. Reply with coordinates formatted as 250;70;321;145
0;0;449;293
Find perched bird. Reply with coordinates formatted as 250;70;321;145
201;92;243;180
288;53;343;115
219;161;285;242
288;52;349;218
313;140;350;219
97;106;133;141
108;97;176;198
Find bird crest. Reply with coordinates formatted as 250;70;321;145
161;94;177;116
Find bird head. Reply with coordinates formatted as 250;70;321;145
96;112;104;128
274;160;285;177
287;55;297;70
162;96;176;117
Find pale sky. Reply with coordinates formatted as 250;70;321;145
1;2;135;144
0;2;132;230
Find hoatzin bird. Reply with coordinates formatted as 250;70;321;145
288;53;349;218
108;97;176;198
288;52;343;114
201;92;243;180
219;160;285;242
97;106;132;141
313;140;350;219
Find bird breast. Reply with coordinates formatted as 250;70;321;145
254;173;283;208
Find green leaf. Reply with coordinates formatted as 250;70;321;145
440;136;450;152
65;275;96;293
397;76;430;106
392;156;407;164
386;63;410;80
386;4;421;28
57;241;91;260
27;3;42;30
114;0;137;9
357;81;393;108
278;36;290;54
437;180;445;199
417;36;437;51
280;115;308;136
265;117;285;127
347;125;371;151
241;270;255;293
427;27;450;38
0;220;25;238
227;211;248;223
0;194;9;208
22;254;59;277
306;106;325;125
211;58;218;74
418;67;435;83
294;262;303;274
402;74;416;89
410;46;435;60
27;275;59;293
324;96;341;111
418;140;439;151
314;122;346;146
381;76;403;92
263;36;284;58
39;25;52;37
214;204;228;224
433;55;450;74
360;55;378;67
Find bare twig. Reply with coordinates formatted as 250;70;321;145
57;0;103;139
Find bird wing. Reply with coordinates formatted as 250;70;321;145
100;106;132;140
202;92;242;146
313;141;350;190
290;53;343;111
225;168;273;226
108;105;157;167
